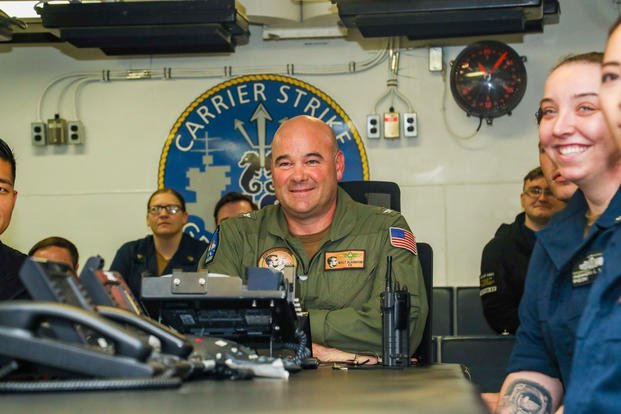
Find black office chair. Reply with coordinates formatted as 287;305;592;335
437;335;516;392
338;180;401;212
455;286;495;335
432;287;455;336
338;180;432;365
415;241;433;365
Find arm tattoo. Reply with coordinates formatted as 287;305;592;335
496;379;553;414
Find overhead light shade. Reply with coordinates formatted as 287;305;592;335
38;0;249;55
334;0;560;40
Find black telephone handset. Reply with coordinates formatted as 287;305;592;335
17;258;95;344
0;258;172;380
79;256;144;314
0;257;196;384
96;305;192;358
19;259;91;308
79;256;192;358
0;301;158;378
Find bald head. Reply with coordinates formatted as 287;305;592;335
272;116;339;157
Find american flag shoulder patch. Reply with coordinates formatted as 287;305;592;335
389;227;417;255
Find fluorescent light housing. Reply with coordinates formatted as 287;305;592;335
37;0;249;55
334;0;560;40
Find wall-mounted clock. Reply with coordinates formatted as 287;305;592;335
450;40;527;126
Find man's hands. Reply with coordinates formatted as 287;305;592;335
311;342;379;365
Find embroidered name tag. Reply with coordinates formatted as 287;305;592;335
571;252;603;287
324;250;365;270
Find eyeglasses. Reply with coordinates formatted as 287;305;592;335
148;204;182;215
523;187;553;198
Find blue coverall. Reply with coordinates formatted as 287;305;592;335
564;188;621;413
109;233;207;316
507;189;621;390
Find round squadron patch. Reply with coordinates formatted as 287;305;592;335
258;248;297;272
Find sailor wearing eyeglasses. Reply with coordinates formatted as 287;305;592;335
479;167;566;335
109;187;207;317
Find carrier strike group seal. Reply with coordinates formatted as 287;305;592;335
160;74;369;243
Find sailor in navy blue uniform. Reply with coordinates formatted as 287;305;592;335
564;192;621;413
495;52;619;413
562;19;621;413
507;189;621;389
109;188;207;317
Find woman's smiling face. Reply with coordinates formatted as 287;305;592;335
601;24;621;150
538;61;617;187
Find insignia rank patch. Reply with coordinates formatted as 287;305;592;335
204;227;219;265
479;272;497;296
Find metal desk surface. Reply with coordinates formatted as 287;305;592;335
0;363;487;414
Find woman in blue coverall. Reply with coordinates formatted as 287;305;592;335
563;18;621;414
492;52;621;413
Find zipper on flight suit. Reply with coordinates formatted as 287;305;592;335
283;236;332;301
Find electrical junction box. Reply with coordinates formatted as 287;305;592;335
67;121;85;144
47;116;68;145
403;113;418;138
31;122;47;146
383;112;400;139
429;47;443;72
366;114;381;139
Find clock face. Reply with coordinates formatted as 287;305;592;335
450;41;527;121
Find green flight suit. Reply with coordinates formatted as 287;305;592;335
200;188;428;355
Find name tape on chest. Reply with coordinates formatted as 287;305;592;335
571;252;603;287
324;250;365;270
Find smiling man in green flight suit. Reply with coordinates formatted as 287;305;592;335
200;115;427;363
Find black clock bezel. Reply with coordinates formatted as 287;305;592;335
450;40;527;121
